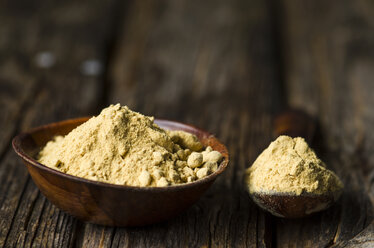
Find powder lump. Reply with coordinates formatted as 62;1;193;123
246;135;343;195
38;104;223;187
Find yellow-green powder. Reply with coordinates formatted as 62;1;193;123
38;104;223;187
246;135;343;195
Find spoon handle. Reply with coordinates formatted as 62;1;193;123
273;109;316;143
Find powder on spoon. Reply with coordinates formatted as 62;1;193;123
38;104;223;187
246;135;343;195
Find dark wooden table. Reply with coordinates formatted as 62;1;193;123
1;0;374;247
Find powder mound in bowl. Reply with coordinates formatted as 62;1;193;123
245;135;343;196
38;104;223;187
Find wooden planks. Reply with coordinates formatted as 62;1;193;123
95;0;282;247
0;0;122;247
278;0;374;247
1;0;374;247
1;0;282;246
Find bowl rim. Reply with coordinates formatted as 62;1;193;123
12;117;229;192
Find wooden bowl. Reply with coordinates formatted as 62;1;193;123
12;118;229;227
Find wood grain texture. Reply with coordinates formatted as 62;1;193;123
2;0;374;247
0;0;121;247
279;0;374;247
103;0;281;247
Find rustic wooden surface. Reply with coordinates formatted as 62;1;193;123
1;0;374;247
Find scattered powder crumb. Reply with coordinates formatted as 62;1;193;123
246;135;343;195
38;104;223;187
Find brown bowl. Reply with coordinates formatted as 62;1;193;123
12;118;229;227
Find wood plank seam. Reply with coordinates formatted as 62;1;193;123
2;176;31;246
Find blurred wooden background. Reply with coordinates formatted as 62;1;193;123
1;0;374;247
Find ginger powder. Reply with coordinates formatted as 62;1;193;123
38;104;223;187
246;135;343;195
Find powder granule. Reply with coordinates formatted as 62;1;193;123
246;135;343;195
38;104;222;187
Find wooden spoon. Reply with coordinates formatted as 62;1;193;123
247;109;343;218
250;190;342;218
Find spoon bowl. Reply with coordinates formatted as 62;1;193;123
246;109;343;218
12;117;229;226
249;190;342;218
